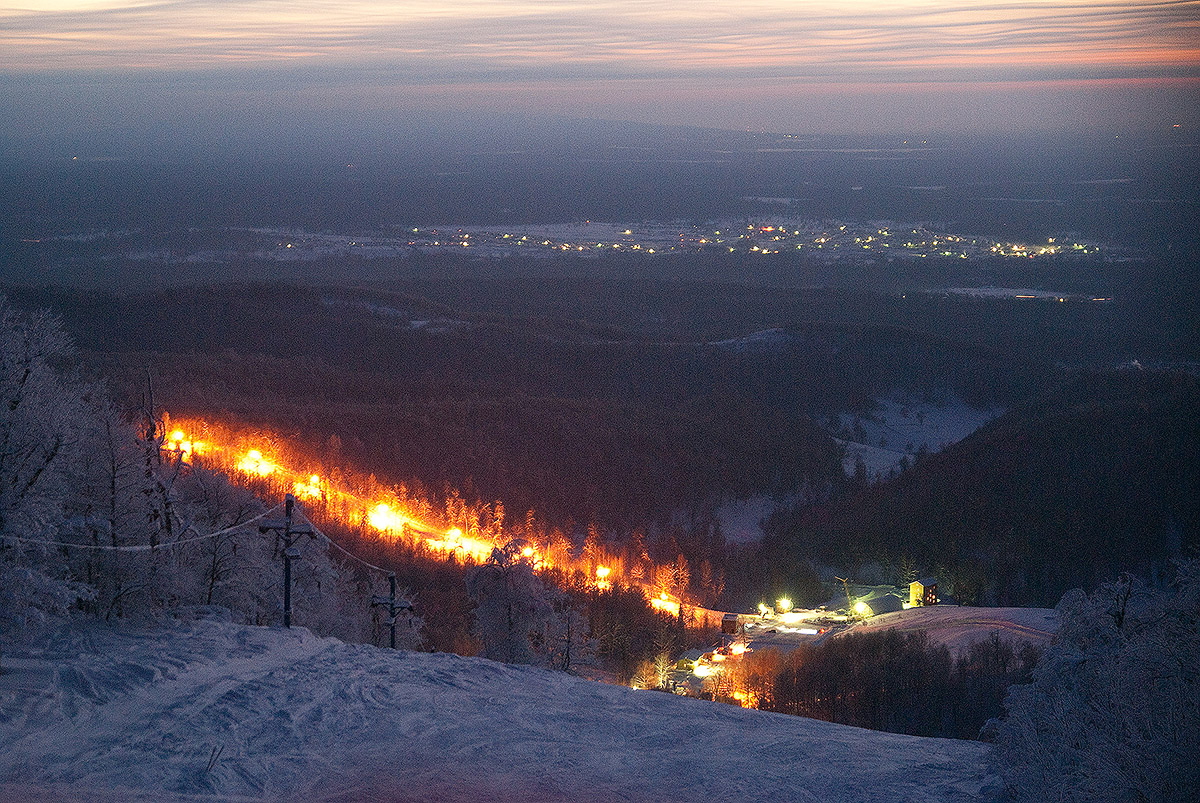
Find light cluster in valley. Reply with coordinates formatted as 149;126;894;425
29;220;1109;266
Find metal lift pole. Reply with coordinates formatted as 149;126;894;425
260;493;312;628
372;571;412;649
283;495;294;628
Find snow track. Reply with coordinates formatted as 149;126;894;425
1;617;997;802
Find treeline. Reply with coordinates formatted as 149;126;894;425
1;281;1059;541
297;516;719;679
7;281;1193;616
273;498;720;673
709;630;1038;740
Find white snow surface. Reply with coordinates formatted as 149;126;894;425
842;606;1058;655
836;396;1001;479
709;328;795;353
715;495;777;544
1;616;997;802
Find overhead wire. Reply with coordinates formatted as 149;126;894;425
4;496;397;584
304;517;393;576
1;504;285;553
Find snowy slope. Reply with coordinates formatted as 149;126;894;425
0;615;997;802
835;396;1001;479
841;606;1058;655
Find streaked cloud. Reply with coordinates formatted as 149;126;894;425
2;1;1197;82
2;2;1196;137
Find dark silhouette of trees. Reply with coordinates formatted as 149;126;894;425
765;630;1037;739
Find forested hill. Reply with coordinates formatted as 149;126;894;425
3;282;1046;533
766;370;1200;607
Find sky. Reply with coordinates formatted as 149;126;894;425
2;1;1198;149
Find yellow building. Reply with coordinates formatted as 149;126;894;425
909;577;938;607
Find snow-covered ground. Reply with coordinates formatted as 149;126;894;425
714;495;778;544
741;605;1057;657
1;615;996;802
935;287;1110;301
709;327;795;353
839;606;1058;655
705;391;1000;538
834;396;1002;479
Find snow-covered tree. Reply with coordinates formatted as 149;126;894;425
0;300;91;644
288;540;371;642
994;562;1200;802
541;588;590;671
0;298;384;649
172;466;264;606
64;396;164;619
0;302;82;534
465;541;551;665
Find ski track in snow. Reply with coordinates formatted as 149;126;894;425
1;618;997;802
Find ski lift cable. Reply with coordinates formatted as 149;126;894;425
7;500;393;580
1;503;285;552
303;517;391;575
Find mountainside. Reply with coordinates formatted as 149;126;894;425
3;282;1048;534
768;370;1200;606
0;615;994;802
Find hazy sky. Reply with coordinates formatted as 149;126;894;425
3;1;1198;146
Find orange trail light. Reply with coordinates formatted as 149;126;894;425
369;503;404;533
295;474;321;499
237;449;276;477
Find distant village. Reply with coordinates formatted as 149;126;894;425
47;219;1114;269
247;220;1103;263
655;577;943;698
